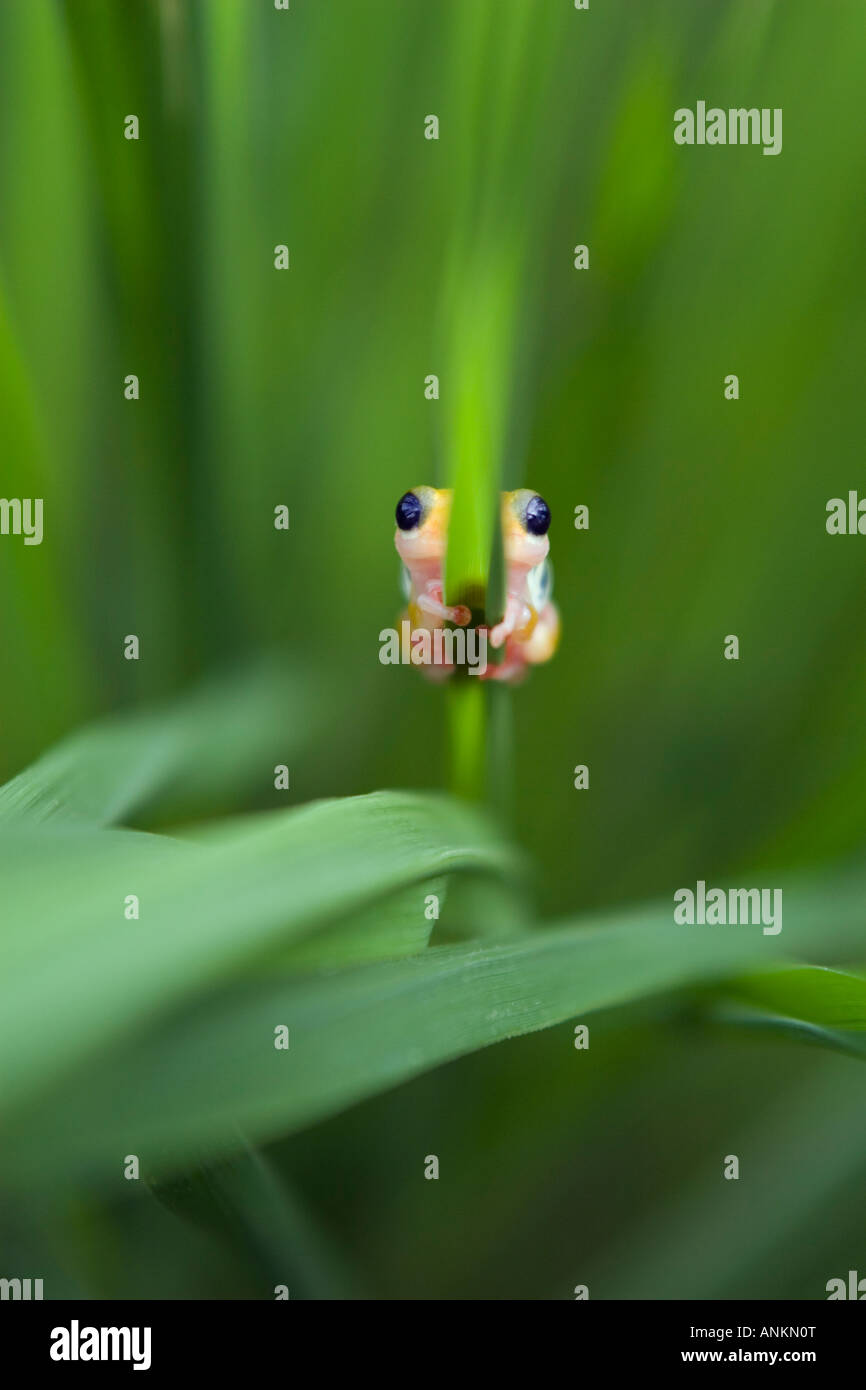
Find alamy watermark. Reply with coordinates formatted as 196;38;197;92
0;1276;43;1299
674;880;782;935
827;1269;866;1299
674;103;782;156
826;492;866;534
0;497;43;545
50;1321;151;1371
379;619;488;676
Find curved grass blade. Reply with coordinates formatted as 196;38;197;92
0;661;316;827
730;963;866;1030
0;792;520;1112
708;1005;866;1061
706;963;866;1059
149;1139;360;1300
8;862;866;1188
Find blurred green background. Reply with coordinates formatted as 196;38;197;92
2;0;866;1299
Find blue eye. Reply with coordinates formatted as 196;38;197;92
396;491;423;531
525;494;550;535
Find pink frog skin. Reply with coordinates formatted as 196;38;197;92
393;486;560;683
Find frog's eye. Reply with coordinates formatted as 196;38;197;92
396;491;423;531
524;494;550;536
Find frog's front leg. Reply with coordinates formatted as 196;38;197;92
490;591;536;649
415;580;471;627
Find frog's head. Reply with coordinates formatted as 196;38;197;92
394;486;451;570
502;490;551;572
395;485;551;575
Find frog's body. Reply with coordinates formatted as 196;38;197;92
394;486;560;683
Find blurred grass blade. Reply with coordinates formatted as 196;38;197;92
446;679;486;803
709;1006;866;1061
730;963;866;1029
9;863;866;1187
149;1139;359;1299
0;661;315;827
276;878;448;970
0;792;519;1111
437;1;568;804
709;963;866;1059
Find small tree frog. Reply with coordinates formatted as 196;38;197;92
394;486;560;682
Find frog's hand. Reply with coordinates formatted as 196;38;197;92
490;592;536;649
416;582;471;627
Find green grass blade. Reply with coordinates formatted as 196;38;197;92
709;1006;866;1061
0;793;518;1112
8;862;866;1188
0;662;315;827
149;1139;359;1299
707;963;866;1059
730;963;866;1029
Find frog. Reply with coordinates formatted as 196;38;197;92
393;485;560;683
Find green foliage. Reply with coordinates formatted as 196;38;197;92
2;680;865;1214
2;0;866;1300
